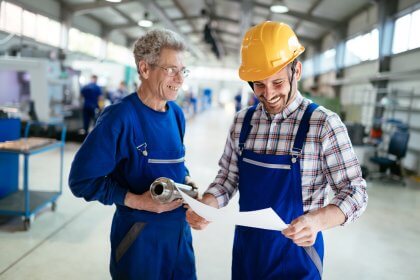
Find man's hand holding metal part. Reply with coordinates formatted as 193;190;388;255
149;177;198;204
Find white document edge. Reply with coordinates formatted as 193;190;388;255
176;185;288;231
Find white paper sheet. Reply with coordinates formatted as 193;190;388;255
176;184;288;231
178;185;224;221
232;208;288;231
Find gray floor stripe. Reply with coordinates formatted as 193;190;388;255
0;204;94;276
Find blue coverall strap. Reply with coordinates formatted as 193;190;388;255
292;102;319;154
238;105;257;153
127;95;146;145
127;97;185;155
170;102;185;144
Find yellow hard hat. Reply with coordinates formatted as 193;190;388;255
239;21;305;81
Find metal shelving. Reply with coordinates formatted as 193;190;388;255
0;122;66;230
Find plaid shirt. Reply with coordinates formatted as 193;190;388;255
205;92;368;225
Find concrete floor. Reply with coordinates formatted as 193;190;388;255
1;105;420;280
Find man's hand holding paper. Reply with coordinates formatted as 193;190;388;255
179;186;288;231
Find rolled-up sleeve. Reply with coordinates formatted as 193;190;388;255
320;114;368;225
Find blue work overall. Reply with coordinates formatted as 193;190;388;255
232;103;323;280
109;97;196;280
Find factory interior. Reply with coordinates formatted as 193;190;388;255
1;0;420;279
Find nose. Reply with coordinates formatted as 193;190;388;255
173;71;184;82
262;84;275;100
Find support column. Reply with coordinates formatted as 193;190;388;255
374;0;398;119
59;6;73;51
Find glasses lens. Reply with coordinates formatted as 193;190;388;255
182;68;190;78
166;67;176;76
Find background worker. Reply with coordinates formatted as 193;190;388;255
80;74;102;134
69;29;196;280
109;81;129;104
186;21;368;280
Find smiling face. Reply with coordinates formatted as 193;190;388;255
151;48;185;101
138;48;186;109
252;61;302;114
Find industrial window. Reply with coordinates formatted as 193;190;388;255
392;9;420;54
319;48;336;73
0;2;23;35
0;1;61;47
409;9;420;50
107;42;133;66
22;10;36;38
69;28;102;58
35;14;60;47
392;14;411;54
344;28;378;66
301;58;315;79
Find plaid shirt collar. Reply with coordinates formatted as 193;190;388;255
258;91;304;122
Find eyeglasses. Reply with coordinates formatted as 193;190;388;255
153;65;190;78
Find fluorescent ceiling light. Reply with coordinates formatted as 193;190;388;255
106;0;122;3
138;19;153;28
270;5;289;14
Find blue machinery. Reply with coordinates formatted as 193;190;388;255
0;121;66;230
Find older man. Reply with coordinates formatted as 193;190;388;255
69;29;196;280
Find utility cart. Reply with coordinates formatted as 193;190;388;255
0;121;66;230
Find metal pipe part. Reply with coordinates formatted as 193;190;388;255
150;177;198;204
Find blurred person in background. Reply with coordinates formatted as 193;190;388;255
69;28;196;280
247;91;260;106
234;90;242;112
81;74;102;134
186;21;367;280
109;81;129;104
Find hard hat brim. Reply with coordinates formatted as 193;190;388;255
239;46;304;81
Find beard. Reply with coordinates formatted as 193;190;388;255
259;95;287;114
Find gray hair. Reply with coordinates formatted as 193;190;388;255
133;29;187;68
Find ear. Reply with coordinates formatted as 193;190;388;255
138;61;150;79
295;61;302;81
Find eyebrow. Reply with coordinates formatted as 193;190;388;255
254;79;285;84
162;64;185;69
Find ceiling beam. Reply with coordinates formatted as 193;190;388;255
223;0;340;28
111;6;138;27
144;0;205;59
194;29;320;46
68;0;137;15
255;2;340;28
240;0;253;38
172;0;199;34
293;0;323;31
108;22;137;31
214;29;239;37
172;14;238;24
107;5;148;35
